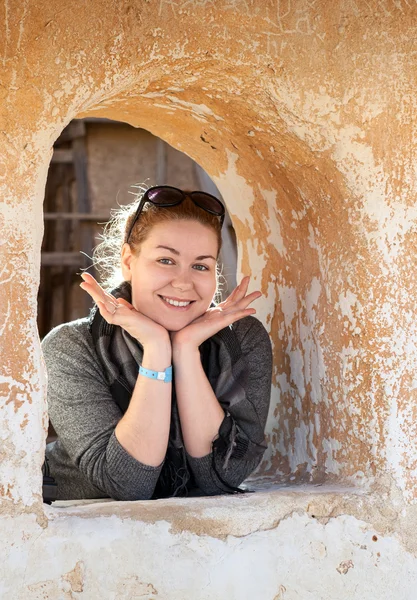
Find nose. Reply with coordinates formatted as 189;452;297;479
171;269;194;292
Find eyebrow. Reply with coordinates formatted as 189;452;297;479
155;245;216;261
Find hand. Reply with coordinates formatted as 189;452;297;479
171;276;261;349
79;272;170;349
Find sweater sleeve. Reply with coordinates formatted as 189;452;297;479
185;316;273;495
42;321;163;501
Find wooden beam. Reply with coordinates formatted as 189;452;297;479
156;137;167;184
51;149;73;163
41;252;88;266
44;212;110;221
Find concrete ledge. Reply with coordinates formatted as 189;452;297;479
3;484;417;600
47;483;367;540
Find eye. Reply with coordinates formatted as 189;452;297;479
158;258;175;265
193;264;209;271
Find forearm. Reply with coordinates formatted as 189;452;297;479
186;440;264;495
115;340;172;467
172;343;225;457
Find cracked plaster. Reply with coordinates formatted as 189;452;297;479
1;0;417;597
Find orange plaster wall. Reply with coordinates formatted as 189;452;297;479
1;0;417;507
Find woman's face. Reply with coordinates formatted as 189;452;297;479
121;219;218;332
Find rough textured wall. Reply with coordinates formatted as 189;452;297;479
1;1;417;597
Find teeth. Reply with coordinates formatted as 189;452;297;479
162;297;191;307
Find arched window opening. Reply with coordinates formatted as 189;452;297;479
39;118;238;449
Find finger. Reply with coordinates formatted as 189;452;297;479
80;273;106;298
96;300;118;319
80;273;112;300
225;283;240;302
117;298;134;310
213;294;260;323
80;274;118;308
233;290;262;309
222;278;245;305
234;276;250;302
209;302;258;322
222;307;257;326
83;273;115;302
80;281;112;308
80;283;119;314
224;290;261;314
80;272;101;287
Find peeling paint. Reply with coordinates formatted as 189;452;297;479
2;0;417;595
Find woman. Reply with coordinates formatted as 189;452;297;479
43;185;272;501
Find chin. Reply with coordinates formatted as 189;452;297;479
161;317;194;332
166;324;186;333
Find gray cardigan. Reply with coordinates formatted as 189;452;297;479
43;315;272;501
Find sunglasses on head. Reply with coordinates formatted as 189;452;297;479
125;185;225;244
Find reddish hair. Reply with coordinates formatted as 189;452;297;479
125;191;222;256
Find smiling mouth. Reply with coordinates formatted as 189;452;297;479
158;295;196;310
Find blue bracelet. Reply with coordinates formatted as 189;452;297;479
138;365;172;383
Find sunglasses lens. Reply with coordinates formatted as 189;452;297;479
147;187;183;205
192;192;224;216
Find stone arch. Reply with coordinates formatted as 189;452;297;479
74;92;374;486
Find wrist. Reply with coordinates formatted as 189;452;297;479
172;340;200;364
143;339;172;370
139;364;172;383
